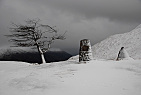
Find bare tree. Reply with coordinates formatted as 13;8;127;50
6;19;66;63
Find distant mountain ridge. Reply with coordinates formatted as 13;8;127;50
92;24;141;60
0;48;72;63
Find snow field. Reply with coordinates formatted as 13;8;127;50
0;60;141;95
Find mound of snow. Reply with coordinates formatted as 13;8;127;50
92;24;141;60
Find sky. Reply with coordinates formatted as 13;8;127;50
0;0;141;55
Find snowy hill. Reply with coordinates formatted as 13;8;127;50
0;60;141;95
92;24;141;60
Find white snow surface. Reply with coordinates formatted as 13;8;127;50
0;60;141;95
92;24;141;60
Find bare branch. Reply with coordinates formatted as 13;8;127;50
6;19;67;63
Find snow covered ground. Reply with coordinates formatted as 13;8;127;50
0;59;141;95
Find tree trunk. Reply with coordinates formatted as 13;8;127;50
40;52;46;63
36;44;46;63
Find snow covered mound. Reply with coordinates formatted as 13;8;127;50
92;24;141;60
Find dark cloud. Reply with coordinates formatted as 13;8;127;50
0;0;141;55
4;0;140;22
28;0;141;23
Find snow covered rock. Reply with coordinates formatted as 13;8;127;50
116;47;133;60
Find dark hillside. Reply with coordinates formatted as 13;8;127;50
0;49;72;63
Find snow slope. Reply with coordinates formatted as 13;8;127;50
92;24;141;60
0;60;141;95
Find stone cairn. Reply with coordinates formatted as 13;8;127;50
79;39;93;62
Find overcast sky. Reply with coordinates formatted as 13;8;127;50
0;0;141;55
